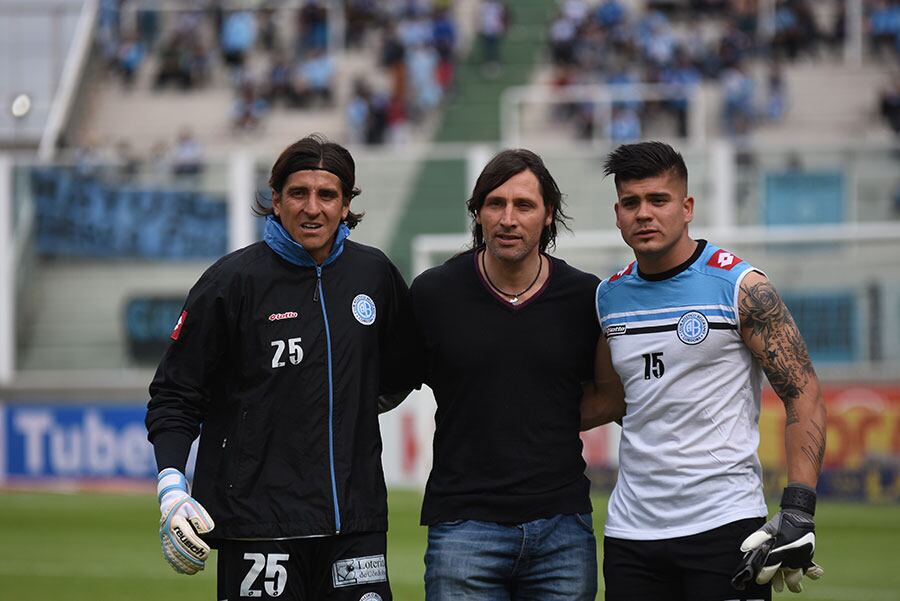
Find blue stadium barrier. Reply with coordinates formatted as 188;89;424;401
30;167;228;259
783;293;856;362
764;170;845;225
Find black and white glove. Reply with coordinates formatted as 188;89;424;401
732;483;824;593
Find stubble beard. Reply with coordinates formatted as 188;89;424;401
485;234;536;265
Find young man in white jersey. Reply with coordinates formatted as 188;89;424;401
587;141;827;600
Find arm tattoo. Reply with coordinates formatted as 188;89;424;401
801;421;827;475
740;279;816;426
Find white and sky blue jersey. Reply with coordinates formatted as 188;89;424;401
596;240;768;540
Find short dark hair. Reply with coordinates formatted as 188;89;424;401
254;134;364;229
602;141;688;190
467;148;570;252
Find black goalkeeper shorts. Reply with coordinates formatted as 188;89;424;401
603;517;771;601
217;531;391;601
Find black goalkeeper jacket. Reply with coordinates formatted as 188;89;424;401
146;217;410;542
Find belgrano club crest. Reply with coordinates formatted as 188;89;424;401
352;294;376;325
677;311;709;345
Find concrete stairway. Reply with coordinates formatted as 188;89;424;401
71;47;381;157
750;57;896;145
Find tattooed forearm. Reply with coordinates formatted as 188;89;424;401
740;279;817;425
800;421;827;475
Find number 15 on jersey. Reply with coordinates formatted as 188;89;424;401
642;352;665;379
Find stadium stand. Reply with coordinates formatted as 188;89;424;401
519;0;899;145
67;0;473;158
2;0;899;375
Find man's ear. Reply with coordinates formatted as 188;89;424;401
683;195;694;224
271;190;281;217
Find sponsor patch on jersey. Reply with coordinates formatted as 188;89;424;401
268;311;298;321
359;594;383;601
170;310;187;341
332;554;387;588
608;261;635;282
677;311;709;345
352;294;376;326
706;249;742;270
606;323;627;337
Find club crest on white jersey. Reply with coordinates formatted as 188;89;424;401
677;311;709;345
352;294;376;325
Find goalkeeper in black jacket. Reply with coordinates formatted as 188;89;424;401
146;135;410;601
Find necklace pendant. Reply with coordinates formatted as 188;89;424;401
509;296;518;304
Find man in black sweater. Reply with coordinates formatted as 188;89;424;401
405;149;624;600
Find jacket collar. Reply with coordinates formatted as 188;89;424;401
263;215;349;268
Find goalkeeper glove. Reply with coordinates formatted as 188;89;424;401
157;468;215;575
732;483;824;593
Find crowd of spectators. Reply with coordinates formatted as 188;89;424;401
477;0;512;77
66;127;209;188
89;0;900;148
869;0;900;58
346;2;458;145
545;0;899;143
94;0;459;145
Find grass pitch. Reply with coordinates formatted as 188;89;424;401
0;489;898;600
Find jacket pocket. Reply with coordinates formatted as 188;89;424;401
224;407;249;494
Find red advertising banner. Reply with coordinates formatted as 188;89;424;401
582;385;900;501
759;385;900;470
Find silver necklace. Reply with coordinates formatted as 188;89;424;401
481;249;542;304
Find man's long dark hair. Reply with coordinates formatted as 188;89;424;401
255;134;364;228
602;141;689;189
467;148;569;252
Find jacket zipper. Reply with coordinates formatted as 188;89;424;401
316;264;341;534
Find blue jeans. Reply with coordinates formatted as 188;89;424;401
425;514;598;600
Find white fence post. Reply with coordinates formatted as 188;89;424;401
228;152;256;252
709;140;736;234
466;145;493;229
844;0;864;68
0;155;14;386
